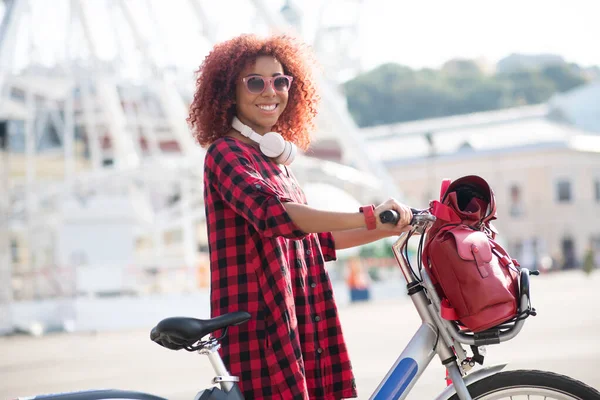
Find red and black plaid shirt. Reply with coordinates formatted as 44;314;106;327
203;137;357;400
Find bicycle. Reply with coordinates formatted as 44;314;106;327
18;209;600;400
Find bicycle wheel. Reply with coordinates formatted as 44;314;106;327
450;370;600;400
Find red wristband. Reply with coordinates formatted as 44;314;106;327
359;205;377;230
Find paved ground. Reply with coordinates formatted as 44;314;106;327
1;270;599;399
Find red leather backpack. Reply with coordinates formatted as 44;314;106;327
422;175;520;332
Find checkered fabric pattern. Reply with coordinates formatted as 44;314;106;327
203;137;357;400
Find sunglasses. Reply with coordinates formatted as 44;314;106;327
241;75;294;94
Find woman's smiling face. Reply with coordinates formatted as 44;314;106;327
235;56;290;134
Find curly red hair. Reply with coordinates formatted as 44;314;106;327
187;34;320;151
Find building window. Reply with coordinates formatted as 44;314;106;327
595;180;600;202
10;87;26;102
556;180;572;203
0;121;7;150
511;240;523;262
509;184;524;217
515;237;539;270
10;239;19;263
561;237;577;269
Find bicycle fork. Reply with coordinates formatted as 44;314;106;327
411;282;474;400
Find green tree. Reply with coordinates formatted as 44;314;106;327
541;64;587;92
343;58;591;128
583;247;595;275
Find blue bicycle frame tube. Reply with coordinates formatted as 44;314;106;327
370;322;437;400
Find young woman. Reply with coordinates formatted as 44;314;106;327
188;33;412;400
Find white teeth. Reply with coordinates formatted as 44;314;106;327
258;104;277;111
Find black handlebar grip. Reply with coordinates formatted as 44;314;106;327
379;210;399;224
379;208;422;225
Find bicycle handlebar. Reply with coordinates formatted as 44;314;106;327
379;208;436;226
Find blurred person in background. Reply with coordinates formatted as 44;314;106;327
187;33;413;399
583;243;596;275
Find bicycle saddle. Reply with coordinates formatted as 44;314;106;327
150;311;251;350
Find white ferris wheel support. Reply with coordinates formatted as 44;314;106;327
0;0;403;310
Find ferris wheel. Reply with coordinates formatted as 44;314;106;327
0;0;400;334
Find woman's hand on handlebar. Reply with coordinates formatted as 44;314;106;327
374;198;413;235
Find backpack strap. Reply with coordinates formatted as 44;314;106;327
440;178;452;200
440;298;459;321
430;200;461;223
490;240;521;272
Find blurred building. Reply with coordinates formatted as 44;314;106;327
362;82;600;270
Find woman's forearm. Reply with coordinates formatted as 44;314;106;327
283;203;366;233
331;228;389;250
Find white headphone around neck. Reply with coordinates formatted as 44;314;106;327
231;116;297;165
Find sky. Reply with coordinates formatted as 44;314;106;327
1;0;599;76
354;0;600;70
